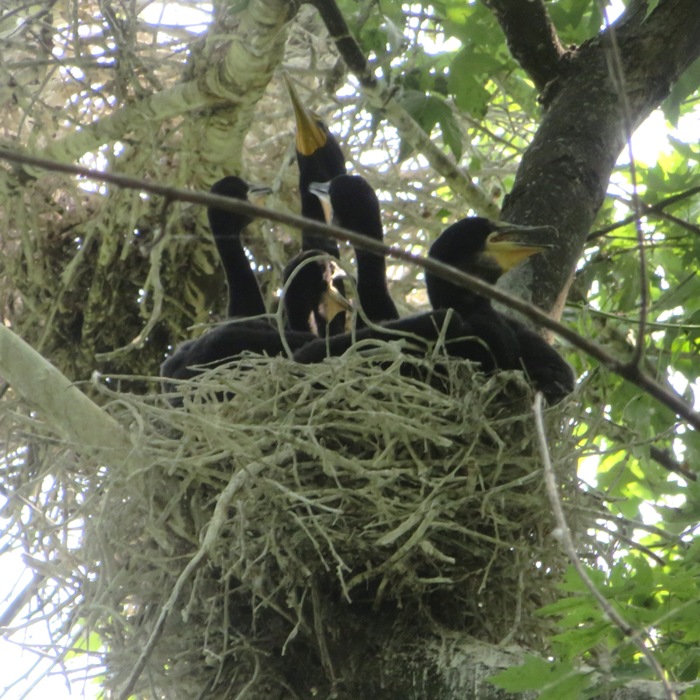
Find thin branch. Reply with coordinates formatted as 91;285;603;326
481;0;567;92
2;147;699;432
587;186;700;241
598;2;649;369
534;393;677;700
308;0;500;219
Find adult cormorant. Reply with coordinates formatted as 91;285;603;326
161;252;350;382
426;217;574;403
295;218;574;403
208;176;270;318
310;175;399;325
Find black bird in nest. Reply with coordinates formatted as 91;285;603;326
310;174;399;326
285;73;347;334
161;249;350;382
426;217;574;403
294;218;574;403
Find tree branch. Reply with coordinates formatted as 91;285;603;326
308;0;500;219
482;0;567;92
587;186;700;240
0;323;131;459
535;393;678;700
499;0;700;316
2;147;699;433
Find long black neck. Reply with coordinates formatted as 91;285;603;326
297;137;346;258
210;218;266;318
426;274;493;319
356;250;399;324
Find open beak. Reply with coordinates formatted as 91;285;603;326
485;221;556;271
321;284;353;324
283;72;327;157
308;180;334;224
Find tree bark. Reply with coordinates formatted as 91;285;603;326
498;0;700;318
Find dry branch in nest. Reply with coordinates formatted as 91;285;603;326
2;343;583;698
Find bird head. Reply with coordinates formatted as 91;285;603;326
207;176;271;236
309;175;384;246
284;73;346;177
427;217;555;311
283;251;352;333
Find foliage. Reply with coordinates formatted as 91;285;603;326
0;0;699;697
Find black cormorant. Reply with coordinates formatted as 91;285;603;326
282;250;352;335
310;175;399;325
426;217;575;402
285;74;347;335
295;218;574;403
284;74;347;257
161;252;350;382
208;176;270;318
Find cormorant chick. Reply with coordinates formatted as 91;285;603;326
282;250;352;335
208;176;270;318
284;73;346;258
310;175;399;325
161;252;350;382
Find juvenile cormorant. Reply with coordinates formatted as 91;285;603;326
282;250;352;335
208;176;270;318
295;218;574;403
161;252;350;382
310;175;399;325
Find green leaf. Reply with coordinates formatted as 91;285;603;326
489;655;593;699
448;47;494;117
397;90;463;158
663;56;700;126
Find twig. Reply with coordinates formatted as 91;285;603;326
117;456;273;700
533;393;677;700
1;147;699;432
598;1;648;368
586;186;700;241
308;0;499;218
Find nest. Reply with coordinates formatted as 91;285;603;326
2;342;582;698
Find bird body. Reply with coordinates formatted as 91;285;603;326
208;176;270;319
427;217;574;403
295;216;574;403
293;308;495;369
309;175;399;325
161;252;350;382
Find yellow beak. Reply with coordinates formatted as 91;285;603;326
485;221;556;271
283;73;327;157
322;284;353;324
247;184;272;207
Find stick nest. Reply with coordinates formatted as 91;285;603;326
3;343;582;698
